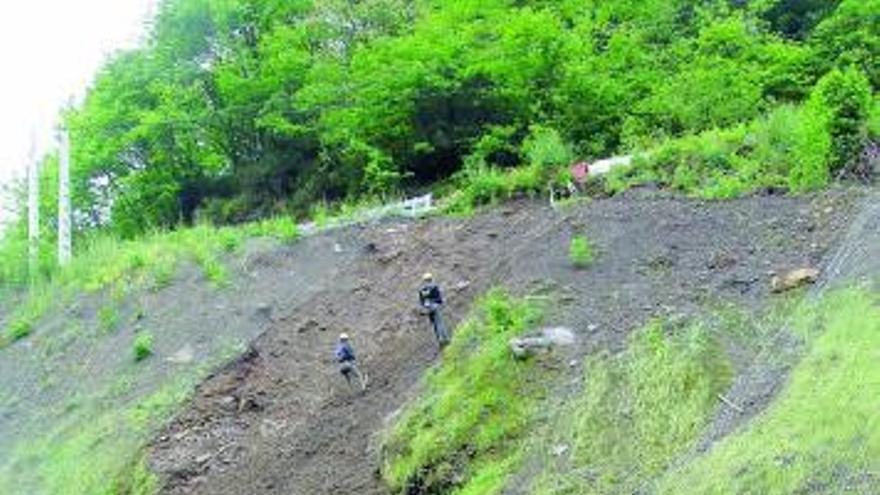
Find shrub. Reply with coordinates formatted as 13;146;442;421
569;235;594;268
607;102;835;197
809;67;873;172
521;125;574;177
8;317;34;341
867;96;880;139
133;333;154;362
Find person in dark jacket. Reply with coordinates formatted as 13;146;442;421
419;273;450;347
334;333;367;391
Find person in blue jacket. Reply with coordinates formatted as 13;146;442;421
335;333;367;391
419;273;450;347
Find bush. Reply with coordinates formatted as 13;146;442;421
867;95;880;139
607;102;834;197
8;317;34;341
133;333;154;362
809;67;873;172
569;235;594;268
521;125;574;177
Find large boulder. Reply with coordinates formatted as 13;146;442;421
771;267;820;293
510;327;576;360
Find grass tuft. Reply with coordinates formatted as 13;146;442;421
133;333;154;362
569;235;594;269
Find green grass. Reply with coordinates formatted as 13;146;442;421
112;455;158;495
656;288;880;494
381;288;547;494
569;235;594;269
0;380;192;495
534;319;732;495
99;305;120;334
133;333;154;362
444;163;551;215
604;102;833;199
0;334;249;495
1;215;303;346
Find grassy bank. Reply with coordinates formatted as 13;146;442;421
534;320;733;494
381;289;548;494
383;285;879;494
1;217;299;346
657;288;880;494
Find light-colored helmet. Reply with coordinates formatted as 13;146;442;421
422;272;433;282
339;333;349;341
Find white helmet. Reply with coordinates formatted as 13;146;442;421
339;333;349;341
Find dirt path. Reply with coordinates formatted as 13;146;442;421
148;189;861;495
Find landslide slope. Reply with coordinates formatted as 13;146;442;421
146;188;860;495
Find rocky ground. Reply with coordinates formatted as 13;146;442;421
147;187;863;495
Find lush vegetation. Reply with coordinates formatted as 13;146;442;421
656;288;880;494
381;289;546;494
607;66;876;198
2;0;879;289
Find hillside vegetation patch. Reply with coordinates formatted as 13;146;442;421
381;289;549;494
657;288;880;494
2;218;299;346
534;320;732;494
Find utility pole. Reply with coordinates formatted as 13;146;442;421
27;134;39;280
58;128;72;265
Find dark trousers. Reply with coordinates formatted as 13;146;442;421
428;310;450;346
340;361;367;390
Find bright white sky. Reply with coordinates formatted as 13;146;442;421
0;0;157;224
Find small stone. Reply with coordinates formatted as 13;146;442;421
255;303;272;319
167;345;195;365
587;324;599;332
333;243;343;253
552;444;570;457
569;360;578;368
453;280;471;292
196;454;212;465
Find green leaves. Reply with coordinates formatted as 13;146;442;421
9;0;873;248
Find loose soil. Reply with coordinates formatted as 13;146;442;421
148;188;863;495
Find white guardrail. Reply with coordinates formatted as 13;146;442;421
298;154;636;235
298;193;434;236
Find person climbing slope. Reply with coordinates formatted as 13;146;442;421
418;273;450;347
334;333;368;391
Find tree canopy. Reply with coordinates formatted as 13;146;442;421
4;0;880;250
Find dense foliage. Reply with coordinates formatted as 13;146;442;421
1;0;878;286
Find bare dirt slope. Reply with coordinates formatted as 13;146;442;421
148;189;860;495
